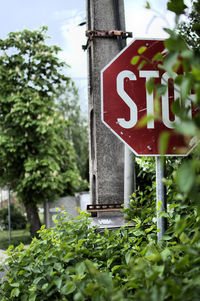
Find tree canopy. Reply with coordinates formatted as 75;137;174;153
178;0;200;54
56;83;89;187
0;26;81;236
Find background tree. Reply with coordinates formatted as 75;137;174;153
56;83;89;187
0;27;81;236
178;0;200;54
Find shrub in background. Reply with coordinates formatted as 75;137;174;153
0;204;27;230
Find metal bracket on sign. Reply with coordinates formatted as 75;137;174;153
82;29;132;50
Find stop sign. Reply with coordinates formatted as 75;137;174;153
101;38;197;156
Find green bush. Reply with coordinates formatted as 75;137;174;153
0;204;27;230
0;211;150;300
1;207;200;300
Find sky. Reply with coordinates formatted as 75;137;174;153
0;0;176;113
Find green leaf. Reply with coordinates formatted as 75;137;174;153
96;272;113;290
153;52;164;62
10;282;20;287
180;232;190;244
64;281;76;295
145;1;151;9
11;288;20;297
180;77;192;100
181;50;193;59
33;277;43;285
177;162;195;193
159;131;170;155
125;251;132;265
163;28;176;37
146;252;161;263
157;200;162;212
111;265;123;273
190;230;200;244
138;46;147;54
176;120;197;136
155;84;167;97
162;51;178;75
146;77;155;94
131;55;140;65
29;293;37;301
133;229;145;236
192;68;200;81
137;114;155;128
21;295;29;301
164;37;187;52
138;59;147;70
42;283;48;290
153;264;164;276
167;0;187;15
54;278;62;290
125;281;139;289
76;262;85;276
162;235;172;241
171;99;181;115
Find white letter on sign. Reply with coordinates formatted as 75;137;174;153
117;70;137;128
161;72;180;129
139;70;159;129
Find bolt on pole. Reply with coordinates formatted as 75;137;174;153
156;156;167;242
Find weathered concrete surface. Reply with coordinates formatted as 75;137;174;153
44;196;79;228
0;245;29;281
0;249;8;262
0;250;8;281
0;265;7;281
87;0;125;205
43;193;90;228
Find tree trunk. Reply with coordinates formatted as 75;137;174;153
24;201;41;238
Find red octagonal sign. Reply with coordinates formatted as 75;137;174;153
101;38;197;156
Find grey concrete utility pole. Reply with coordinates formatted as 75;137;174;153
86;0;127;205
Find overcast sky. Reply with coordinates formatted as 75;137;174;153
0;0;175;112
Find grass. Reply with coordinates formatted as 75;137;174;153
0;229;32;250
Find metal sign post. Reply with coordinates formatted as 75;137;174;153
124;146;136;209
156;157;167;242
8;189;11;242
